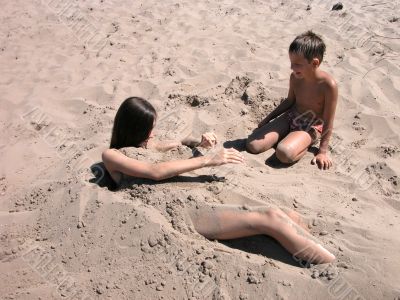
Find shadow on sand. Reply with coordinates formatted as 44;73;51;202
221;235;305;267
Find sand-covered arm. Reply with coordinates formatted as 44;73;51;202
147;132;218;151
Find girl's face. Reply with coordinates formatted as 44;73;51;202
139;122;155;148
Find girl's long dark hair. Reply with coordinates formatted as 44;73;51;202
110;97;157;149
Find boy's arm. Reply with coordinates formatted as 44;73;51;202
258;73;296;127
312;79;338;170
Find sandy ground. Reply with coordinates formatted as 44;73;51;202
1;0;400;299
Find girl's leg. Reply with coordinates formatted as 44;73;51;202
281;208;310;231
189;205;335;264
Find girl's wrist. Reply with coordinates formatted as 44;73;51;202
200;155;212;167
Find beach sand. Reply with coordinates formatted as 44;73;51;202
1;0;399;299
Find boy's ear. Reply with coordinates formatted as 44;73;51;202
312;58;320;67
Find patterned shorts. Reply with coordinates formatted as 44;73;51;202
287;109;323;143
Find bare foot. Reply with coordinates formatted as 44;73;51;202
282;209;310;232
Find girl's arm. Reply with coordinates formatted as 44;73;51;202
147;132;218;151
146;139;182;152
102;148;243;181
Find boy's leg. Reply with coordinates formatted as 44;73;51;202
275;131;313;164
246;113;290;154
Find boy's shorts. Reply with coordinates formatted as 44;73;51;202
287;109;323;145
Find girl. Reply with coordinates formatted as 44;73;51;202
102;97;244;183
102;97;335;264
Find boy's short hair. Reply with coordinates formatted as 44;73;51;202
289;31;326;63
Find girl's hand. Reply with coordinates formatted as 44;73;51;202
204;148;244;167
198;132;218;148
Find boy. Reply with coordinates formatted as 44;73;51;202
246;31;338;170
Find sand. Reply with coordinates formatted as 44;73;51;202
1;0;400;299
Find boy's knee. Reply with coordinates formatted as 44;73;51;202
276;143;296;164
246;139;262;154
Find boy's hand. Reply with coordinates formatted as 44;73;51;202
311;153;332;170
198;132;218;148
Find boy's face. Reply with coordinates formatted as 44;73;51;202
289;52;318;79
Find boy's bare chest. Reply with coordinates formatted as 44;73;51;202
294;84;325;114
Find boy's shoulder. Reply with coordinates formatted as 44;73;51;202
317;70;338;91
289;71;337;91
